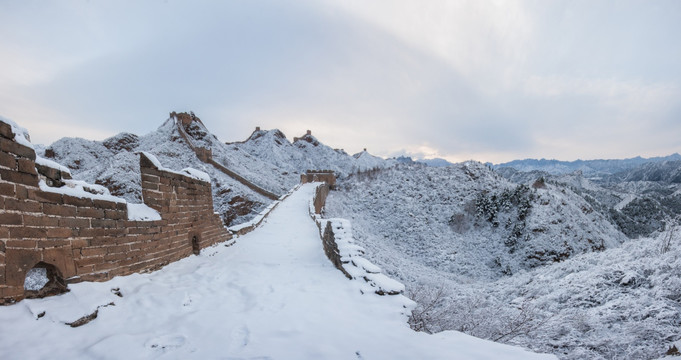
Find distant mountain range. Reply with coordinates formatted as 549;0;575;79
493;153;681;176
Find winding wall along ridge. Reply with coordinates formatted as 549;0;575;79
172;113;280;201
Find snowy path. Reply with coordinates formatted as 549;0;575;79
0;184;554;359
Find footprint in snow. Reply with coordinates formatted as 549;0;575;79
182;292;192;307
226;325;250;351
145;334;186;352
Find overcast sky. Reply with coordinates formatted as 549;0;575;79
1;0;680;163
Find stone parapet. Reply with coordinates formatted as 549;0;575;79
0;119;231;304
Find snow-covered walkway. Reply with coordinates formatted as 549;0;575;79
0;184;554;359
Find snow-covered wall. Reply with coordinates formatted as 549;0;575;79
0;119;232;304
308;183;405;296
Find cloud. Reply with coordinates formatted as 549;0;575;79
0;0;679;162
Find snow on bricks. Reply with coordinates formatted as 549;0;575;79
0;118;231;304
308;183;404;296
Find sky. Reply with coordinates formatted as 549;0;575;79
1;0;680;164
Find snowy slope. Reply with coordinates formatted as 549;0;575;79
227;130;396;183
44;118;272;226
42;114;396;225
0;184;554;360
325;163;625;281
324;163;681;359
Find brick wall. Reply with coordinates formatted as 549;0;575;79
308;183;405;296
301;171;336;189
0;120;231;304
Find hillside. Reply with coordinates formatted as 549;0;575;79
324;162;681;359
39;113;395;226
497;165;681;239
495;154;681;176
326;163;625;281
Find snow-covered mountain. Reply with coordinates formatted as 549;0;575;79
324;162;681;359
40;113;395;226
325;162;625;282
495;153;681;176
25;112;681;359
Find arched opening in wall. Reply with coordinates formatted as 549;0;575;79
24;262;68;299
191;235;200;255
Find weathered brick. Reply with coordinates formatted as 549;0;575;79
142;182;159;191
75;264;95;275
28;189;64;204
29;189;63;204
9;227;46;239
22;215;58;227
0;137;35;160
0;228;8;239
104;210;125;220
6;239;37;249
4;198;41;212
43;203;76;217
104;244;129;254
77;228;106;237
90;218;117;228
14;184;28;199
75;257;104;267
62;195;93;207
104;253;127;262
0;168;38;186
77;207;105;218
93;262;115;272
0;212;22;225
0;121;13;139
93;199;119;210
16;158;37;175
90;236;129;246
0;152;15;170
80;247;107;257
46;228;75;239
0;182;14;196
141;174;159;183
44;247;76;278
37;239;71;248
70;239;89;249
117;220;138;228
58;217;90;228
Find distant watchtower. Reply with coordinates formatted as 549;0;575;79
294;130;312;143
301;170;336;188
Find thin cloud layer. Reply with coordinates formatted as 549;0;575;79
0;0;679;163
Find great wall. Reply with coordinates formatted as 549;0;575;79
0;115;404;305
171;111;280;201
0;115;366;305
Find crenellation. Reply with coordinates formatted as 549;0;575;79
0;118;232;304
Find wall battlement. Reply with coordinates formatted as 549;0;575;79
300;170;336;188
0;119;231;304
